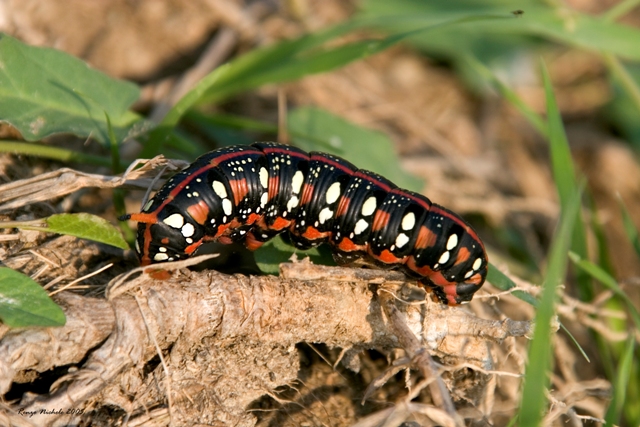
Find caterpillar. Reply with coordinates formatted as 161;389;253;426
122;142;488;305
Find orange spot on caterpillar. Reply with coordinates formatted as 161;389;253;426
414;225;437;249
337;237;360;252
186;200;210;225
229;178;249;205
374;249;402;264
301;226;328;240
371;210;390;232
245;232;264;251
455;247;471;264
271;216;290;230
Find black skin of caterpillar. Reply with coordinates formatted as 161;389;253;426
123;142;488;305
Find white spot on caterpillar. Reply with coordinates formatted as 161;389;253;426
438;251;450;265
186;237;193;244
354;219;368;235
325;182;341;204
464;270;474;279
361;197;377;216
163;213;184;229
473;258;482;271
260;192;268;208
447;234;458;250
212;181;227;198
159;247;167;252
259;168;268;188
319;207;333;224
395;233;409;248
401;212;415;230
181;223;195;238
154;253;169;261
287;196;299;212
291;170;304;194
222;199;233;216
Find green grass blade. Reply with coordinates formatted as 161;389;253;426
0;267;66;327
558;323;590;363
619;197;640;259
604;336;635;426
465;56;547;137
487;263;590;362
601;0;640;22
569;252;640;330
0;141;112;167
360;1;640;61
541;61;592;301
486;264;538;307
541;62;576;206
485;223;593;365
518;186;582;426
587;194;616;276
143;12;520;156
603;53;640;117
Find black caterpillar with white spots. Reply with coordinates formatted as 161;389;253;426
123;142;488;305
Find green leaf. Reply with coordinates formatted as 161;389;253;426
0;34;141;145
288;107;423;192
1;213;129;250
518;186;581;426
254;235;335;275
45;213;129;249
0;267;66;327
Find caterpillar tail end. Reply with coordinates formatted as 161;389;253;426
120;212;159;224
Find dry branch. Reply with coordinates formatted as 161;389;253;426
0;261;532;426
0;157;188;212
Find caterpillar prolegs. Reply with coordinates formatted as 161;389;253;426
123;142;488;305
